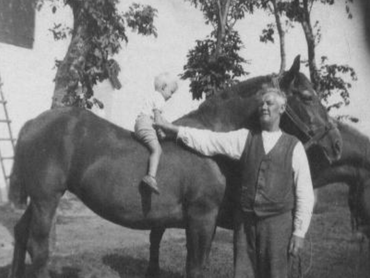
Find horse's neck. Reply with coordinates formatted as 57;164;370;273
174;93;258;132
174;76;272;131
313;164;360;188
337;122;370;168
312;122;370;188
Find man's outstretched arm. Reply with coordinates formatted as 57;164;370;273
154;121;248;160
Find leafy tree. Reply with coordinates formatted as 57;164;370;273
316;56;357;112
284;0;355;93
42;0;157;109
259;0;357;115
181;0;253;99
182;30;247;99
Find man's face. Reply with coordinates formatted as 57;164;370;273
258;92;286;127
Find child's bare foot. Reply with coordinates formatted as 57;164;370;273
142;175;160;195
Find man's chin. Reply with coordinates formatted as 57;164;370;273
259;116;270;123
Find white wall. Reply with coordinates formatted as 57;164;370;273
0;0;369;202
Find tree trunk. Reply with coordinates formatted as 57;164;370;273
207;0;231;98
301;0;321;93
271;0;286;74
51;0;90;108
213;0;231;60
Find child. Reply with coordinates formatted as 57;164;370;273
134;72;179;194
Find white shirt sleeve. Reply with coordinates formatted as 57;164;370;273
177;127;249;160
179;126;314;238
292;141;315;238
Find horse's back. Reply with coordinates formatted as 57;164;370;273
10;108;226;229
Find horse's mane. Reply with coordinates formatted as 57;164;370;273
175;75;273;127
197;75;272;109
337;120;370;145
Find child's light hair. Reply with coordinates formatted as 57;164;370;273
154;72;178;92
257;87;287;106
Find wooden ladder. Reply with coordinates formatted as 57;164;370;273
0;73;16;203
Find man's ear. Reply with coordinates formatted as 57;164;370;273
280;103;286;115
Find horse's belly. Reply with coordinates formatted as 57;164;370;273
74;165;185;229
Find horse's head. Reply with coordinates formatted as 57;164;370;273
279;55;342;164
176;55;342;164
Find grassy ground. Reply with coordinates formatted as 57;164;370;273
0;183;369;278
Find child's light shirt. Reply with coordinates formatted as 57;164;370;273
138;91;166;118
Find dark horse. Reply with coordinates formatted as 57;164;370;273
8;56;341;278
308;121;370;239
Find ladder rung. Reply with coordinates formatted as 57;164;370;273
1;156;13;160
0;100;7;104
0;138;16;141
0;119;11;123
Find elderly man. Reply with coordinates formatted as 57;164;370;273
155;87;314;278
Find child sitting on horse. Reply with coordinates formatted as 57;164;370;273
134;72;179;194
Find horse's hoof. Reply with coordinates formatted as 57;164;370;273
145;266;160;278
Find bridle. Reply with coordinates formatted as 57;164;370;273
271;75;336;150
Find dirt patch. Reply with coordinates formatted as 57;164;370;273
0;184;369;278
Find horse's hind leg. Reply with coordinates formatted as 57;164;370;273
146;227;166;278
185;206;218;278
27;193;63;278
8;206;32;278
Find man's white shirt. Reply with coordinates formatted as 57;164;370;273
177;127;315;238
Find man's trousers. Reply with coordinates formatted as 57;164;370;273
233;209;293;278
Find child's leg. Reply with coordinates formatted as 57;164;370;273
147;139;162;178
134;115;162;194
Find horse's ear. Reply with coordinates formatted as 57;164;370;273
290;55;301;73
280;55;301;87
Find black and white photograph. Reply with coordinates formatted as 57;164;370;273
0;0;370;277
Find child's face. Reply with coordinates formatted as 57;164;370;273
161;82;177;100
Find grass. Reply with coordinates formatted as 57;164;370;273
0;183;369;278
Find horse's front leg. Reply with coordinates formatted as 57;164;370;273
146;227;166;278
185;205;218;278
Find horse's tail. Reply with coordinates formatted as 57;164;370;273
8;123;29;210
8;161;27;210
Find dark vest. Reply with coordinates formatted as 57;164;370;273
239;131;299;217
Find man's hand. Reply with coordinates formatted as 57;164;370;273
153;120;179;139
289;235;305;257
157;128;166;140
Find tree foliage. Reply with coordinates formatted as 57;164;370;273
182;30;247;99
181;0;251;99
316;56;357;111
46;0;157;108
258;0;357;115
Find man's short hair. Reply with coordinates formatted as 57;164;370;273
256;87;287;106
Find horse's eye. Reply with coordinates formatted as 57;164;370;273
301;90;313;102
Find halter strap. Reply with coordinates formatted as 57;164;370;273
271;75;335;150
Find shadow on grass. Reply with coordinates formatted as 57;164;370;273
103;254;182;278
0;264;80;278
214;229;232;243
